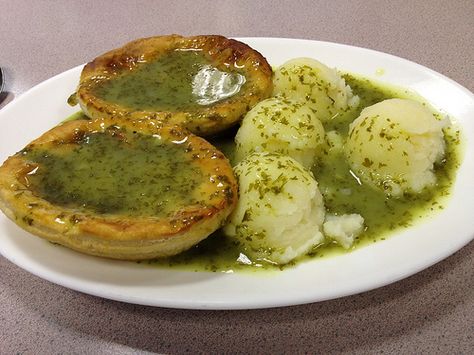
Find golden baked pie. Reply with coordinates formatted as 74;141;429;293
74;34;273;136
0;118;237;260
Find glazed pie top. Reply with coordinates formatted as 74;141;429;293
74;34;273;136
0;117;237;260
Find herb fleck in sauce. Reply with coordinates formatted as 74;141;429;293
92;50;246;112
24;129;203;217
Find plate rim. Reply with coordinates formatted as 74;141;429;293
0;37;473;310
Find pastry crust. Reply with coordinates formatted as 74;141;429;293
75;35;273;136
0;118;238;260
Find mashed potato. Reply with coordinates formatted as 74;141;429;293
325;130;344;153
345;98;447;197
234;97;325;168
273;58;359;122
323;214;364;249
223;152;326;264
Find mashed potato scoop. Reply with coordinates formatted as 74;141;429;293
345;98;447;197
223;152;326;265
273;57;359;122
234;97;325;168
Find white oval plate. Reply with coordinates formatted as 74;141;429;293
0;38;473;310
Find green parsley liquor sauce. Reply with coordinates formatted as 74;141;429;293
91;50;246;112
24;129;203;217
65;74;461;272
140;73;462;272
312;74;462;255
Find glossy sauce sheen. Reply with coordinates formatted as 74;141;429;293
91;50;246;111
142;74;461;272
23;129;203;217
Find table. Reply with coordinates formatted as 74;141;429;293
1;1;473;353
